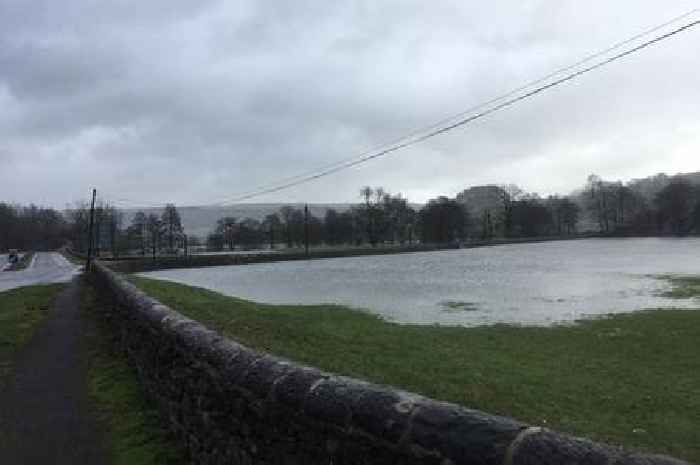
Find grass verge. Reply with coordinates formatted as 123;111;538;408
0;284;64;382
80;283;185;465
132;276;700;462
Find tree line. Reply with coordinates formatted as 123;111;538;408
583;174;700;236
204;185;583;251
201;175;700;252
0;203;68;251
67;202;188;257
3;172;699;255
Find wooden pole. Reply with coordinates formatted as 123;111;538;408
304;204;309;257
86;188;96;271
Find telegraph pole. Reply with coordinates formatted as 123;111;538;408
304;204;309;257
86;188;97;272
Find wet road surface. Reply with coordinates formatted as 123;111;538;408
0;252;79;292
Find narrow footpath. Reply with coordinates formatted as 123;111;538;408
0;278;107;464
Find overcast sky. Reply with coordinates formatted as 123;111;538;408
1;1;698;208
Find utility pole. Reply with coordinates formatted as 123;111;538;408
86;188;96;272
304;204;309;257
184;234;188;258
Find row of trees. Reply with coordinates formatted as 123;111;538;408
122;204;187;257
68;202;188;258
60;175;700;257
584;174;700;235
206;189;421;250
204;186;584;251
0;203;68;251
5;172;698;255
463;185;581;240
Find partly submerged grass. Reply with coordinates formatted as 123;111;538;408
131;276;700;462
0;284;64;381
659;275;700;300
81;284;185;465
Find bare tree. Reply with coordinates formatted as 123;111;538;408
161;203;184;253
279;206;295;248
499;184;522;237
105;206;123;257
129;211;148;256
215;217;237;250
262;213;281;249
146;213;163;258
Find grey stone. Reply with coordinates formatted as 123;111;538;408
87;262;690;465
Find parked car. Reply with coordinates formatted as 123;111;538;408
8;249;19;264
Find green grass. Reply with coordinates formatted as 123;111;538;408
80;284;185;465
0;284;64;381
131;276;700;462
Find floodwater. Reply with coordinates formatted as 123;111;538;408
140;238;700;326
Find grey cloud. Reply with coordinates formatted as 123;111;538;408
0;0;698;208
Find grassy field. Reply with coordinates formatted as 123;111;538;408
80;284;185;465
0;284;64;381
132;275;700;462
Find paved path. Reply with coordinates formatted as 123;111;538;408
0;279;107;464
0;252;79;292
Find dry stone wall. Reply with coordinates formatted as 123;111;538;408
89;261;688;465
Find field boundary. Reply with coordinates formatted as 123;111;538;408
104;234;601;273
88;260;687;465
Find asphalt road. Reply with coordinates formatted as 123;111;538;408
0;279;107;463
0;252;79;292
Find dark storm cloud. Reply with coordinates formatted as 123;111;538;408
0;0;698;207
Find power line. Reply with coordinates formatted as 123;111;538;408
87;12;699;209
215;17;700;204
209;8;698;205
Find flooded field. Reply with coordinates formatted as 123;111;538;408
141;238;700;326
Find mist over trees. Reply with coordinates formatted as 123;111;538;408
68;172;699;257
581;173;700;236
4;170;698;256
203;183;587;251
66;202;188;258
